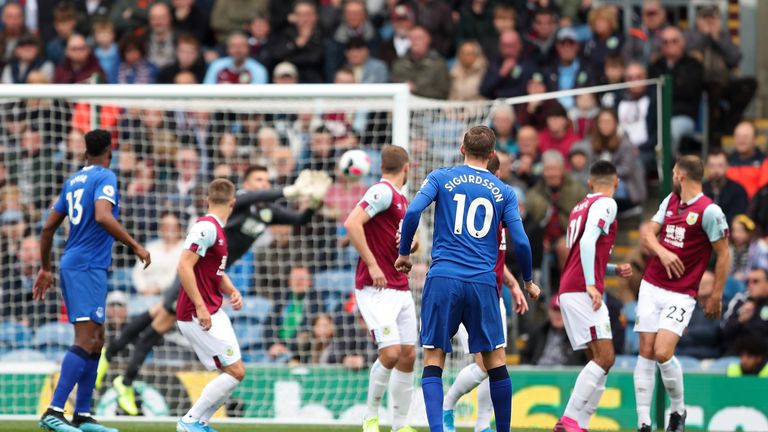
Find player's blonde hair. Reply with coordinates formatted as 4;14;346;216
208;178;235;205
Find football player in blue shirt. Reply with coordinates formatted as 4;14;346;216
396;126;539;432
34;129;151;432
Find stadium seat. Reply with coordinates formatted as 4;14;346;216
0;348;48;362
32;322;74;349
676;355;702;370
614;354;638;370
0;321;33;351
708;356;739;373
623;302;638;322
228;296;272;324
109;268;136;294
127;295;161;317
313;270;355;294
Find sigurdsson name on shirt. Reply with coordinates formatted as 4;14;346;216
443;174;505;202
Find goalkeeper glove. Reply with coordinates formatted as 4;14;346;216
306;171;333;209
283;169;314;200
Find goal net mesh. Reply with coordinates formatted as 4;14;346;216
0;82;658;424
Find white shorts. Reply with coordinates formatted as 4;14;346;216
355;287;418;348
177;309;241;371
559;292;613;351
634;280;697;336
456;299;507;355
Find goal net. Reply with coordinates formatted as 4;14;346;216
0;80;662;426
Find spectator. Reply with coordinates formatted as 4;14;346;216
105;291;129;332
210;0;268;45
204;31;268;84
391;26;450;99
159;146;206;223
703;150;749;225
295;313;336;364
511;125;543;188
271;0;325;83
1;35;54;84
616;62;658;175
685;5;756;140
751;183;768;236
581;108;647;211
677;270;724;359
323;156;368;223
567;142;590;187
727;336;768;377
117;34;158;84
455;0;495;57
271;146;297;186
157;33;206;84
0;208;28;269
623;0;667;65
0;3;28;63
480;29;531;99
730;215;758;284
327;310;377;368
247;14;276;70
521;8;557;66
171;0;212;47
449;40;487;101
516;72;560;129
92;18;120;83
582;5;623;74
543;27;597;110
723;267;768;352
146;3;176;69
108;0;152;36
265;266;323;362
72;0;113;36
54;34;107;84
521;295;585;366
131;212;183;295
344;37;388;84
410;0;454;57
649;26;704;152
568;93;599;139
489;104;517;155
45;4;78;65
726;121;768;199
272;61;299;84
481;4;516;59
379;4;414;67
599;55;625;107
525;150;587;269
1;236;56;326
538;103;579;162
8;127;54;211
326;0;379;81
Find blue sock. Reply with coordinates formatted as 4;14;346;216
488;366;512;432
75;352;100;415
51;346;89;410
422;366;444;432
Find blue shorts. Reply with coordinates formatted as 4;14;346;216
60;268;108;324
420;276;505;354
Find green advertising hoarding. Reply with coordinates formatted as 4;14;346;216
2;366;766;430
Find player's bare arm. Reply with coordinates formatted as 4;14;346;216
220;273;243;311
395;254;413;274
94;199;151;268
614;263;633;278
33;208;67;301
178;250;211;331
642;221;685;279
504;265;530;314
344;206;386;288
706;237;729;319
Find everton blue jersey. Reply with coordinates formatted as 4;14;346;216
412;165;522;286
53;165;119;270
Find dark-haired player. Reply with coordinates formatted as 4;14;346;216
553;161;632;432
396;126;539;432
634;155;730;432
34;129;151;432
98;165;330;415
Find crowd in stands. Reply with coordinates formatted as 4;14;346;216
0;0;767;375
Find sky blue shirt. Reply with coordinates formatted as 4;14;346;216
203;57;268;84
53;165;119;270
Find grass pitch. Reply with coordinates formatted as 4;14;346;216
0;421;484;432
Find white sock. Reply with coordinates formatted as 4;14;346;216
475;378;492;432
563;361;605;420
183;373;240;422
634;356;656;428
658;357;685;415
577;372;607;428
389;368;414;430
366;359;392;419
444;363;487;410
